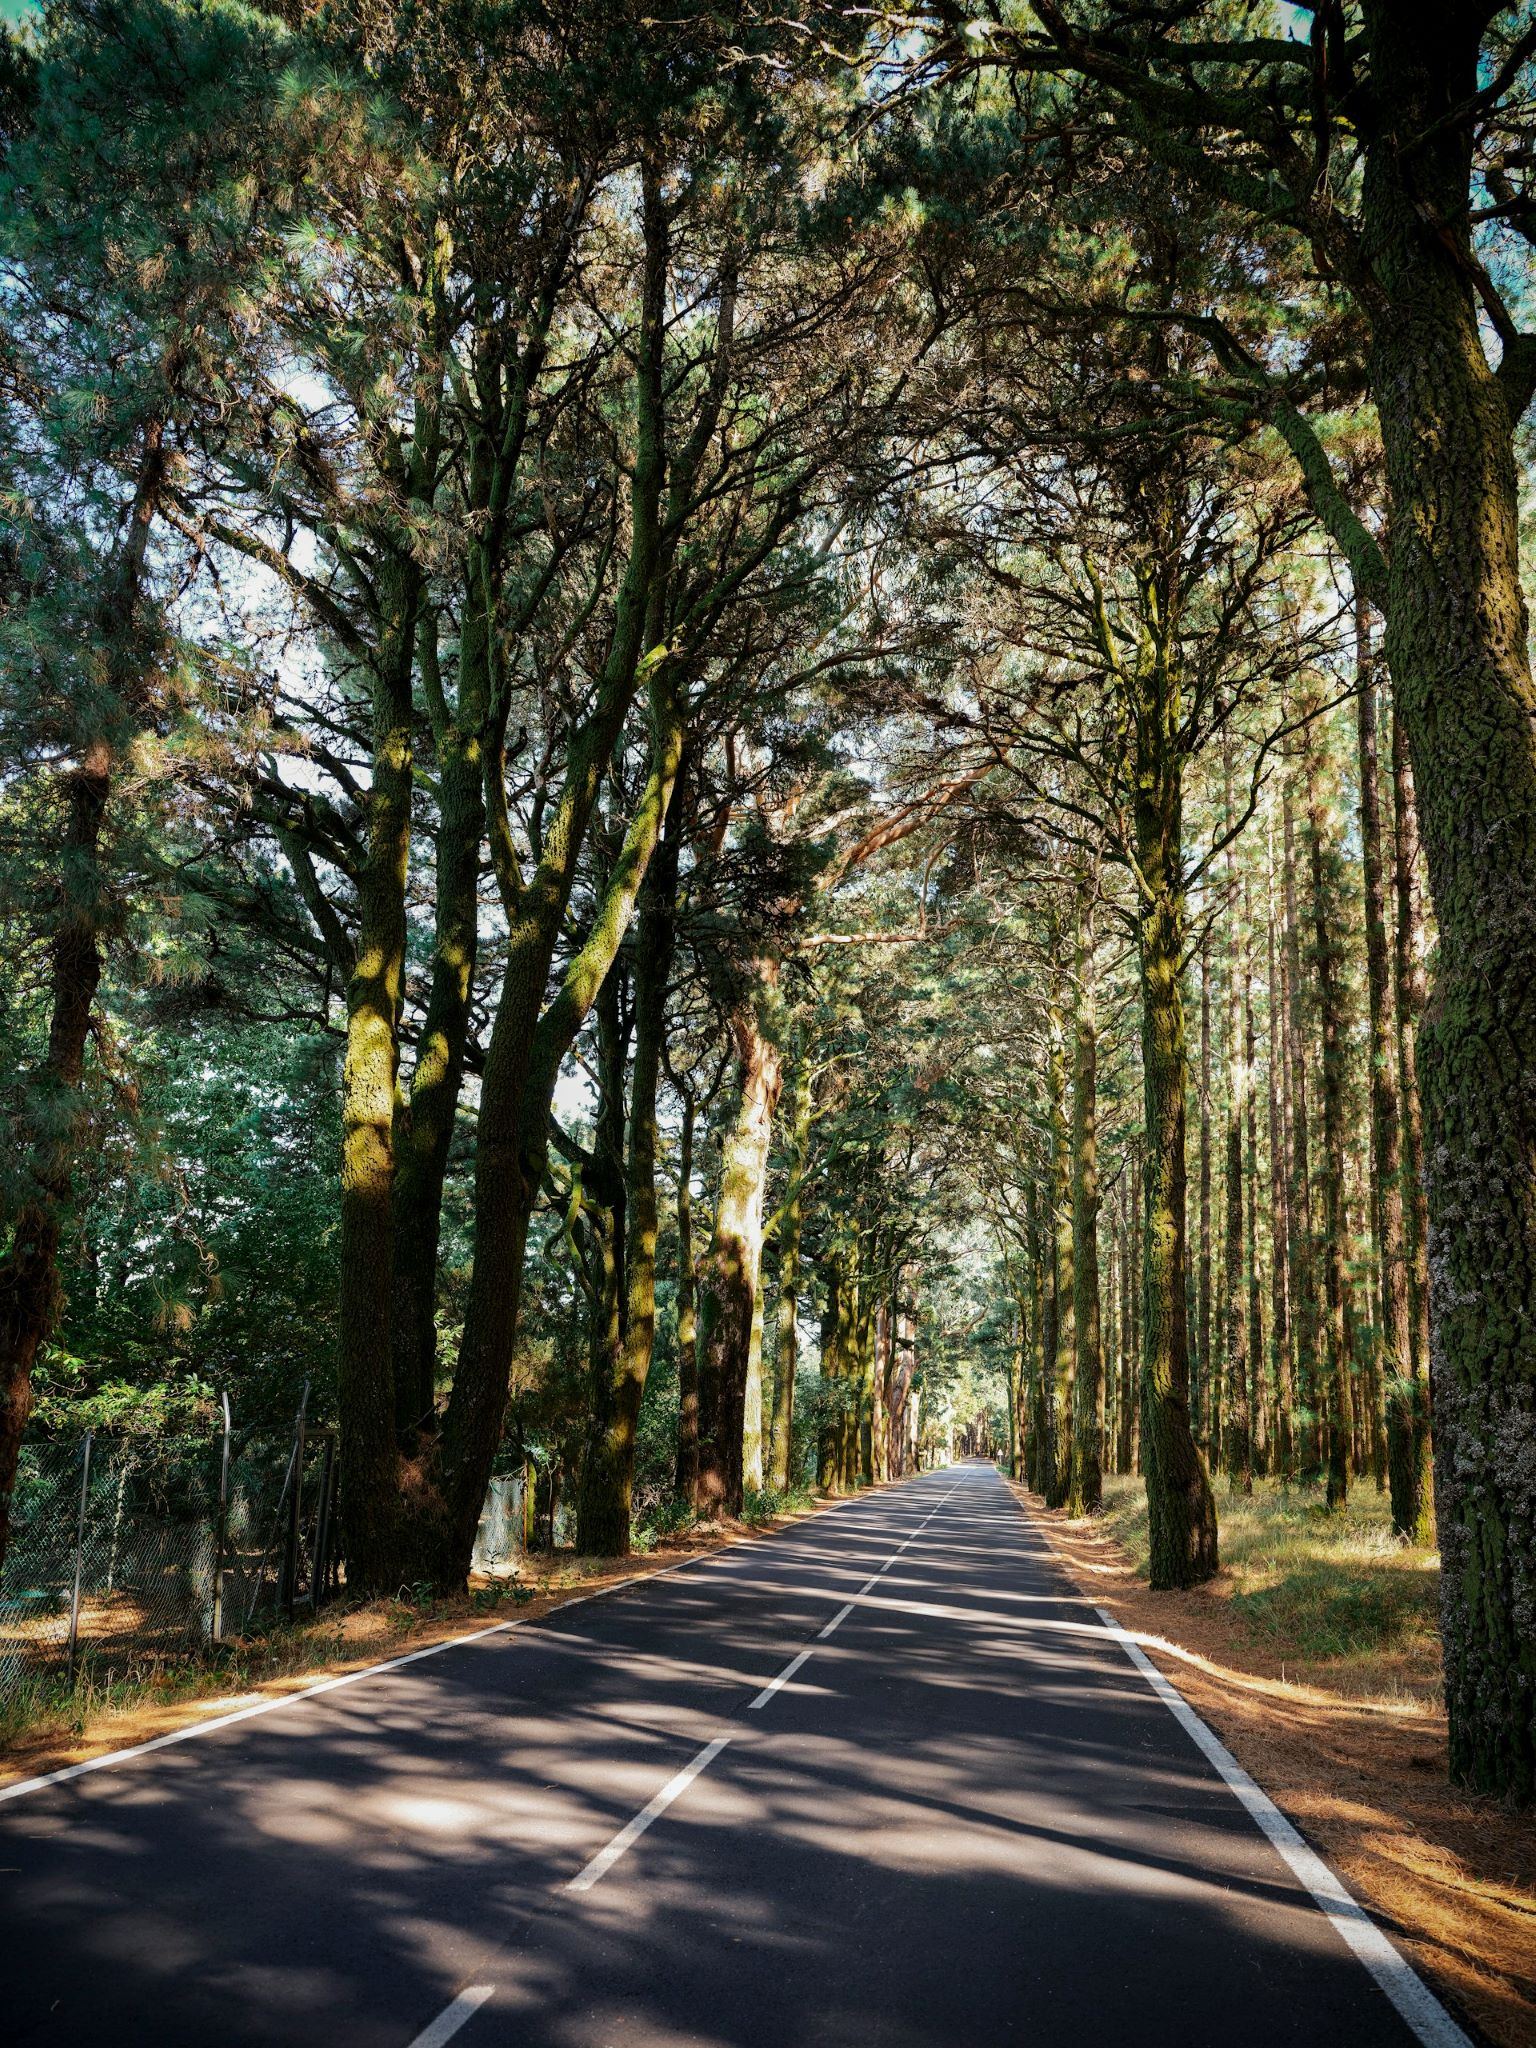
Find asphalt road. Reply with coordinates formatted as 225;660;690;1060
0;1461;1467;2048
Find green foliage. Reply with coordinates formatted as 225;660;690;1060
39;1014;339;1429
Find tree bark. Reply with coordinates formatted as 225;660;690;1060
1387;703;1434;1538
1197;955;1214;1464
1353;9;1536;1790
1071;874;1103;1512
1355;627;1424;1538
335;553;424;1590
1047;986;1077;1511
1283;774;1322;1482
576;782;683;1553
769;1046;811;1491
1245;877;1267;1478
1266;818;1296;1477
674;1092;700;1503
696;970;784;1516
1224;860;1252;1494
1135;740;1218;1587
1302;706;1355;1510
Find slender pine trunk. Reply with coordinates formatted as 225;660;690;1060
1047;988;1077;1510
1283;774;1322;1482
1302;705;1355;1510
769;1049;810;1491
1135;748;1218;1587
674;1093;699;1503
1244;883;1267;1479
1389;705;1434;1542
1072;875;1103;1511
1266;818;1296;1477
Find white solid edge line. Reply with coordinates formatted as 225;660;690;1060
407;1984;495;2048
1093;1603;1470;2048
566;1733;732;1894
0;1484;922;1810
749;1647;813;1710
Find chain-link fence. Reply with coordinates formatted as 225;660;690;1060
0;1392;338;1702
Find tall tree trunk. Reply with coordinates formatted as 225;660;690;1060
1028;1175;1051;1495
769;1046;811;1491
335;553;424;1591
1197;955;1214;1462
1356;627;1423;1537
816;1243;849;1490
697;971;784;1516
1135;750;1218;1588
421;170;675;1589
1283;774;1322;1483
1389;705;1434;1542
1302;706;1355;1510
743;1275;767;1493
391;606;493;1441
1071;873;1103;1511
1244;878;1267;1478
577;786;683;1553
1266;818;1296;1477
674;1092;700;1503
1047;987;1077;1510
1357;5;1536;1798
1117;1179;1136;1475
1224;868;1252;1493
391;614;484;1440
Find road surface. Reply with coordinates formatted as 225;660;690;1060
0;1462;1467;2047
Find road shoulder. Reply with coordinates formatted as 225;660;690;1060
1007;1476;1535;2048
0;1483;901;1797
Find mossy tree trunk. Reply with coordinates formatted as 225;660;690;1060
336;552;427;1592
697;970;784;1516
1356;8;1536;1789
769;1043;811;1491
576;779;684;1554
674;1090;700;1503
1134;681;1218;1589
1071;871;1103;1513
1046;990;1076;1510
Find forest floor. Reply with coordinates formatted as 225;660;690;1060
1018;1472;1536;2048
0;1485;857;1794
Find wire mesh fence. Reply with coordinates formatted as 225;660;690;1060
0;1393;338;1703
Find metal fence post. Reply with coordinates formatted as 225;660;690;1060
211;1392;232;1644
66;1431;94;1681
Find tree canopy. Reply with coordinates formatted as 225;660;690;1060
4;0;1536;1804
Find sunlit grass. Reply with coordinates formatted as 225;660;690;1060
1098;1473;1442;1668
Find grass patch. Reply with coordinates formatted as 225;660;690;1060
1096;1474;1440;1668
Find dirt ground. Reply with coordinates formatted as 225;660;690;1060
1012;1479;1536;2048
